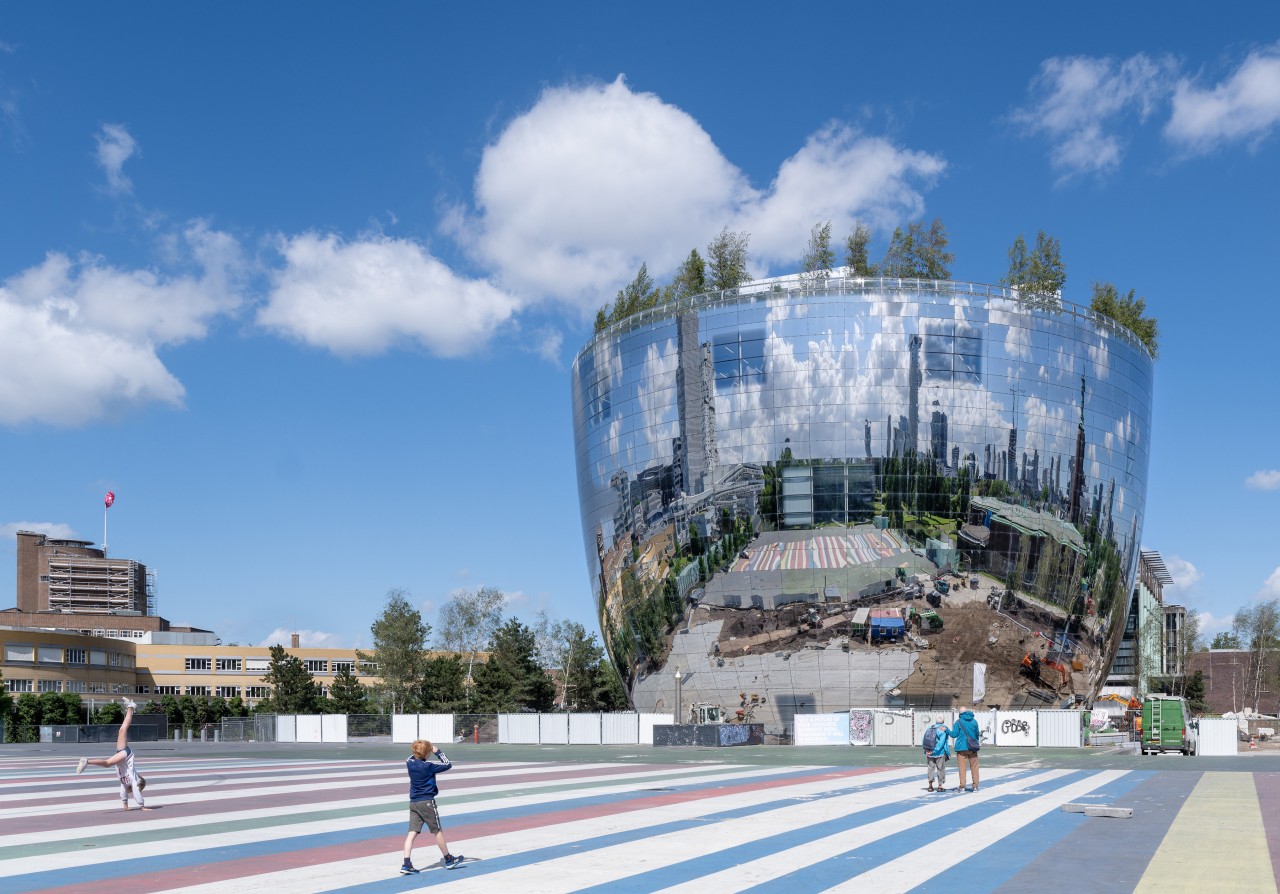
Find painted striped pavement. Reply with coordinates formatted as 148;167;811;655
1;754;1276;892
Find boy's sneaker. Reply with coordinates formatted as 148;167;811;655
444;854;464;870
399;862;419;875
75;758;87;775
122;698;137;711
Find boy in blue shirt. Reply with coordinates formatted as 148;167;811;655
401;739;463;874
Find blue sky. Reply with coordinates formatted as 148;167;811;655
2;4;1277;648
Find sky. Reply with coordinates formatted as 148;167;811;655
1;4;1278;649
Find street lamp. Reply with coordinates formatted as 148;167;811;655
674;670;683;725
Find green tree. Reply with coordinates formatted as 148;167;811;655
706;227;751;291
471;618;555;713
92;701;125;725
844;222;877;276
1003;230;1065;308
329;663;368;714
557;623;629;711
418;654;468;712
1209;631;1241;649
1184;669;1208;714
881;218;953;280
0;669;12;736
1091;282;1159;357
360;588;431;714
672;248;708;299
613;263;657;321
434;586;505;693
262;644;321;714
1232;599;1280;713
801;221;834;285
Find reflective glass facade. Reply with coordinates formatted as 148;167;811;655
572;277;1154;729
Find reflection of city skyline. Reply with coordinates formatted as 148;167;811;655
572;278;1154;698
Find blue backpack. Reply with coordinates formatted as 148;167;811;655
922;725;940;752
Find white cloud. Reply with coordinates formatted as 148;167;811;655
1162;554;1202;592
0;521;77;542
739;124;946;270
452;77;944;313
1261;566;1280;599
530;327;564;365
1196;610;1234;638
258;232;522;358
1166;43;1280;153
0;222;244;425
96;123;138;195
1013;54;1176;181
1246;469;1280;490
256;627;347;649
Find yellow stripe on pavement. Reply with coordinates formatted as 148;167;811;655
1136;771;1274;892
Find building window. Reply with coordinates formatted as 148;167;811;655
186;686;210;696
154;686;179;696
713;328;767;391
38;679;62;693
109;652;123;667
38;646;63;663
332;660;354;674
304;659;328;674
66;649;87;665
215;686;240;699
136;685;151;694
185;657;212;672
319;685;329;698
3;643;34;663
216;658;242;672
90;650;107;666
359;661;378;675
6;678;33;692
246;686;271;699
87;682;107;694
65;680;86;693
246;658;271;674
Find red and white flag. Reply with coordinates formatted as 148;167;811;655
104;491;115;509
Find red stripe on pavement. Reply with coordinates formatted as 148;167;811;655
29;766;885;894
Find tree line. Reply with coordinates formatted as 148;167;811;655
594;219;1159;357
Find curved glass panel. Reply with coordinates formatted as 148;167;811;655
571;278;1154;735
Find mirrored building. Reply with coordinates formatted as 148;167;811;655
571;276;1154;735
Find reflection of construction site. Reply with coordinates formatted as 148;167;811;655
635;571;1108;734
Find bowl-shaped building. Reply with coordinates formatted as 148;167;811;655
571;276;1153;733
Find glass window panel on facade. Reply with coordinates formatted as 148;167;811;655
572;276;1155;734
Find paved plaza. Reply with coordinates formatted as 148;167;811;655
2;742;1278;893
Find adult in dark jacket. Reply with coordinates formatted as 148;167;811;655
951;707;983;792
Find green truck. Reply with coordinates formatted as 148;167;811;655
1141;694;1194;755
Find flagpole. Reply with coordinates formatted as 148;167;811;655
103;504;108;557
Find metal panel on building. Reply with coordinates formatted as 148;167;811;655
1037;709;1083;747
873;709;915;746
601;712;639;744
1195;717;1238;756
568;713;602;744
993;710;1036;746
539;713;569;744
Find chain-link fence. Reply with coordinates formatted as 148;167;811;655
452;714;500;744
40;713;168;744
347;714;392;739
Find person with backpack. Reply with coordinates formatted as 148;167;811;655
922;720;951;792
951;707;983;792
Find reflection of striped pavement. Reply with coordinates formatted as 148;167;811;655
5;756;1275;892
733;530;911;574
